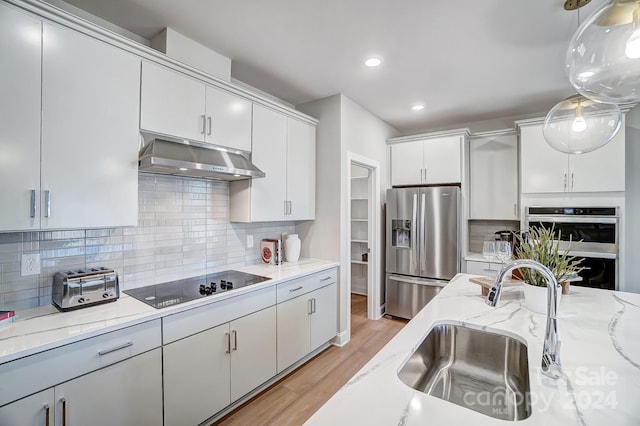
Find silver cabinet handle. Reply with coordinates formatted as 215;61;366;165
201;114;206;134
312;298;316;314
563;173;568;192
98;341;133;356
207;116;212;135
320;276;332;282
423;168;427;183
284;201;288;216
289;286;303;292
60;398;67;426
225;332;231;354
514;203;518;218
232;330;238;351
420;168;423;183
30;189;36;218
44;404;50;426
571;172;574;192
44;190;51;218
308;299;313;315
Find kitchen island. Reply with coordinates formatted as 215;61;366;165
306;273;640;425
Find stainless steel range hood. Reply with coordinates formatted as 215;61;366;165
138;138;265;181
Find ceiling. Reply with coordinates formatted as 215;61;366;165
57;0;607;134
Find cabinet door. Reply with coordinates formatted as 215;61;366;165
204;85;252;151
423;135;462;184
277;294;311;373
230;306;277;401
570;123;625;192
248;105;288;221
41;23;140;228
310;283;337;351
140;61;206;141
54;349;162;426
0;388;54;426
391;140;423;186
286;118;316;220
469;134;519;220
163;324;231;426
0;4;41;231
520;124;568;193
465;260;500;276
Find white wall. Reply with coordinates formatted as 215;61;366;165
297;94;398;344
625;106;640;293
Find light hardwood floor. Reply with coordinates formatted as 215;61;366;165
215;294;407;426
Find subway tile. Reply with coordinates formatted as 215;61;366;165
0;233;22;244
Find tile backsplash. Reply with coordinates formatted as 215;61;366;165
468;219;520;253
0;174;294;310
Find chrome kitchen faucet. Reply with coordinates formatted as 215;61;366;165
485;259;562;379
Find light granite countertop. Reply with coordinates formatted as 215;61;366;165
306;273;640;426
0;258;339;365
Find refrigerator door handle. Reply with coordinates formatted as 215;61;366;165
388;275;448;287
419;191;427;275
411;193;419;274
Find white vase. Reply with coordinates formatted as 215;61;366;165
522;282;562;314
284;234;301;262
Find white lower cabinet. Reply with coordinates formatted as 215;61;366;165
163;306;277;426
53;349;163;426
0;349;162;426
0;389;54;426
276;270;337;373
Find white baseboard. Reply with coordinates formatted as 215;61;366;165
332;329;350;347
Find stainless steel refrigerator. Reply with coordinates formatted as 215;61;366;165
385;186;460;319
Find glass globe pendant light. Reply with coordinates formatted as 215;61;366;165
567;0;640;103
543;94;622;154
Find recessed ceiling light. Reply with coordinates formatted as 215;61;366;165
365;57;382;67
179;168;188;171
412;105;425;111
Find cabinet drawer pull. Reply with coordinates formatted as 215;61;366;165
207;116;212;135
289;286;303;292
320;276;332;282
312;297;317;314
60;398;67;426
225;332;231;354
44;404;50;426
30;189;36;218
308;299;313;315
98;341;133;356
200;114;206;134
232;330;238;351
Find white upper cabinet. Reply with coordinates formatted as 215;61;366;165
519;120;625;193
41;22;140;229
286;118;316;220
390;133;463;186
0;4;42;231
140;61;206;142
205;85;252;152
140;61;252;152
469;132;519;220
230;105;316;222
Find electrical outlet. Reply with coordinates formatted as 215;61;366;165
21;253;41;276
247;235;254;248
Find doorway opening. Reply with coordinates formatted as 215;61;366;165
346;153;381;325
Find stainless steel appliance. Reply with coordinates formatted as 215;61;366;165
525;206;618;290
386;187;460;319
124;270;271;309
52;267;119;311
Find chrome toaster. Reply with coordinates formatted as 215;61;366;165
52;267;119;311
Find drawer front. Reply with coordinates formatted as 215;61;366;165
0;319;161;407
162;286;276;345
277;268;337;303
465;260;500;276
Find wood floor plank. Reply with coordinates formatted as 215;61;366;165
213;294;407;426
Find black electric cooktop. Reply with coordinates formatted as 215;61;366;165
124;270;271;309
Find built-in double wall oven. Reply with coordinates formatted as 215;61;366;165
525;207;618;291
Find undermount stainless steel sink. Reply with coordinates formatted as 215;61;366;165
398;322;531;421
